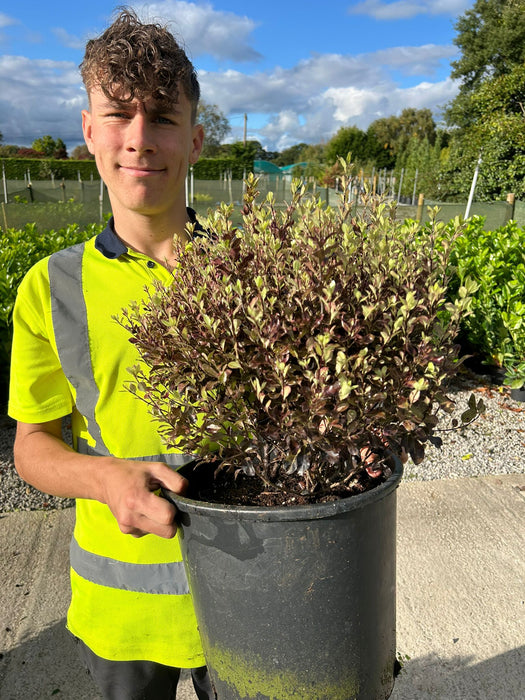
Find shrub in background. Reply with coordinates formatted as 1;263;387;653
0;222;103;407
446;216;525;387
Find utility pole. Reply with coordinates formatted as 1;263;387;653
243;113;247;146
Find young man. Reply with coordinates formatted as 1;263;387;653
8;9;214;700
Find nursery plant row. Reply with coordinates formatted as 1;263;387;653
1;214;524;403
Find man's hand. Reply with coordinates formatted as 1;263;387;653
14;419;188;540
102;459;188;539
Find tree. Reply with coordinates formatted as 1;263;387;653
325;126;368;165
365;125;396;169
397;133;447;200
367;109;436;166
447;0;525;127
0;144;18;157
197;102;231;157
32;135;68;159
451;0;525;94
273;143;310;167
441;64;525;200
71;144;95;160
17;147;45;158
53;138;68;159
32;135;57;157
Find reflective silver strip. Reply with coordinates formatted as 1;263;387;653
50;247;191;597
48;244;109;455
77;437;194;467
70;538;189;595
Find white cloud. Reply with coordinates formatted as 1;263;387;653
199;44;459;146
0;12;17;29
0;56;85;145
0;11;17;44
52;27;86;50
0;36;460;152
254;77;458;151
134;1;262;62
372;44;458;75
348;0;471;20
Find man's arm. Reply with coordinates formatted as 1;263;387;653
14;420;188;539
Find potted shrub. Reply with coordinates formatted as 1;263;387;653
120;159;482;700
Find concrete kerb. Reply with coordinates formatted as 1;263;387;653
0;474;523;699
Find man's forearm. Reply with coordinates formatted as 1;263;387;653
13;419;187;538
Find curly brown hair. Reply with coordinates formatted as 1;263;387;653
80;7;200;121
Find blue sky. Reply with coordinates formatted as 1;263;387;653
0;0;473;153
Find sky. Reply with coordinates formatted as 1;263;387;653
0;0;475;154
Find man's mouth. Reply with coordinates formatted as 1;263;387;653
119;165;164;176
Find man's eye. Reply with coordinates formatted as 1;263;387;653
157;116;175;124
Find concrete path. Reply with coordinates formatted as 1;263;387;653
1;474;523;699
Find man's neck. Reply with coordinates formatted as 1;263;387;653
112;208;191;268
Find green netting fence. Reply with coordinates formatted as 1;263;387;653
419;199;520;230
1;176;524;231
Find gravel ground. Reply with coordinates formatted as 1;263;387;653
0;368;523;513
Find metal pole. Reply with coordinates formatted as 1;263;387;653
412;168;419;206
397;168;404;202
465;151;482;219
99;178;104;223
2;162;8;204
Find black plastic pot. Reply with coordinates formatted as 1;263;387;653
510;386;525;402
171;460;403;700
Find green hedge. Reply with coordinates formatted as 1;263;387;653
192;157;252;180
2;158;100;180
3;156;254;181
446;216;525;386
0;222;104;408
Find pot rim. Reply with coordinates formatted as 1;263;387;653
166;457;403;522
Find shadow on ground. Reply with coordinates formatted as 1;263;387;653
1;619;523;699
392;645;525;700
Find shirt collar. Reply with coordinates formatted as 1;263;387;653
95;208;205;260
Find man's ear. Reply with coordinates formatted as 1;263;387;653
81;110;95;155
189;123;205;165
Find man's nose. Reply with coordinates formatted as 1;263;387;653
125;115;156;153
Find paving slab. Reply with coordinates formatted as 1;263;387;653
0;473;523;699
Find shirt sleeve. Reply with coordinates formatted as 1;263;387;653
8;257;74;423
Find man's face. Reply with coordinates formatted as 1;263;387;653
82;86;203;220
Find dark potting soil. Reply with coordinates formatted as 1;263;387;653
181;461;386;507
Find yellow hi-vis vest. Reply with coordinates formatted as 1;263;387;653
9;219;205;667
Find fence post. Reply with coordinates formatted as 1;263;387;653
61;179;66;203
2;202;8;231
506;193;516;222
416;193;425;222
78;171;84;203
